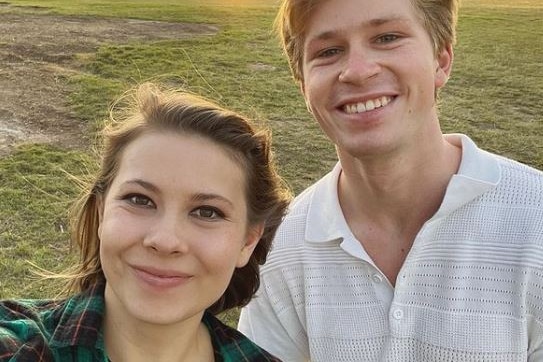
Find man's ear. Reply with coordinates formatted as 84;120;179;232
300;82;313;114
435;43;454;89
236;223;265;268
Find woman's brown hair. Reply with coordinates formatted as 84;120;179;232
68;83;292;314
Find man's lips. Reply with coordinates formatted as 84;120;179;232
342;95;394;114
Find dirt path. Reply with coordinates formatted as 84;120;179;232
0;4;218;156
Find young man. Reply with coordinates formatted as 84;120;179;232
238;0;543;360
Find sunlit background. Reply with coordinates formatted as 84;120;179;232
463;0;542;7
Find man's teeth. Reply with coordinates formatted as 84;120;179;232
344;96;392;114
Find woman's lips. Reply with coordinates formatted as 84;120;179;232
133;266;193;289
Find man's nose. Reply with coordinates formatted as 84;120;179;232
338;48;381;84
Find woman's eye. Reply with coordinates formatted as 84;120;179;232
191;206;224;220
125;194;154;208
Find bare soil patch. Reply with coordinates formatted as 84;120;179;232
0;5;218;156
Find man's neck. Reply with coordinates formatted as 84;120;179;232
336;135;462;284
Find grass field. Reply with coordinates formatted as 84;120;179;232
0;0;542;326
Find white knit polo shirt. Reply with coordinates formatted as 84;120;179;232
239;134;543;361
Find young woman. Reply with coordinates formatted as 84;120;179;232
0;83;291;361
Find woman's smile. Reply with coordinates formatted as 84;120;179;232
132;265;194;290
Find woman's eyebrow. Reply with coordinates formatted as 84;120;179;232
191;192;234;207
123;179;159;193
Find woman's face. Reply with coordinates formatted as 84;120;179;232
97;131;261;327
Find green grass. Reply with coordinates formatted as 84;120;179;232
0;0;542;327
0;144;93;298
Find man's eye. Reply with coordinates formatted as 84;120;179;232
126;194;154;208
377;34;399;43
191;207;224;220
317;47;341;58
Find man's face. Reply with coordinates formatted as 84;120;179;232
300;0;452;159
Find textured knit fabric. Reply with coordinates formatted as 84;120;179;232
239;134;543;361
0;281;281;362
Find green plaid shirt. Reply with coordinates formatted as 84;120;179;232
0;282;281;361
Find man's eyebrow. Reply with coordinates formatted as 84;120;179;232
368;15;409;27
307;15;410;43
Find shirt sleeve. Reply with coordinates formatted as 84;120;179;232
528;316;543;362
0;324;20;361
238;286;310;361
0;301;52;362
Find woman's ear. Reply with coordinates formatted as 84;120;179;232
236;223;265;268
435;43;454;89
96;194;104;236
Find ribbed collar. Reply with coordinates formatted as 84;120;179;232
304;134;501;246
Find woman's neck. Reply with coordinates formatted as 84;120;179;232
103;298;214;362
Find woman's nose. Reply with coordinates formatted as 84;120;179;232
142;214;189;255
